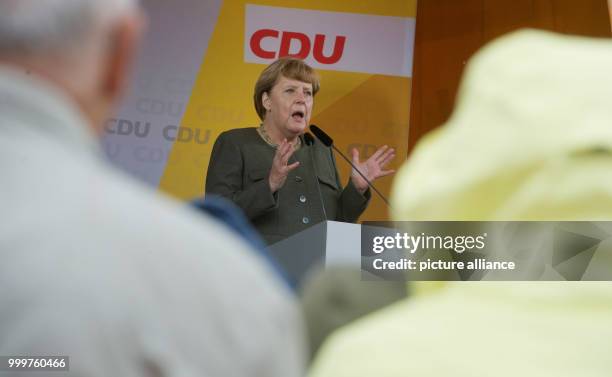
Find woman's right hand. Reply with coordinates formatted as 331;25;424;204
269;139;300;193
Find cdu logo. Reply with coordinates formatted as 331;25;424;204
250;29;346;64
244;4;416;77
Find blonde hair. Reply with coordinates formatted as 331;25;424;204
253;57;320;121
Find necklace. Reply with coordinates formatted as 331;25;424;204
257;124;301;151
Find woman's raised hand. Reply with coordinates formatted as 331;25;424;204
268;139;300;193
350;145;396;194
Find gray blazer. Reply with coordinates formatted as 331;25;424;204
205;127;370;244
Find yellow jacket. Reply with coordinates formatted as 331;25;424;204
310;30;612;377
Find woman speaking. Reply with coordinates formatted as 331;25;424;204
205;58;395;244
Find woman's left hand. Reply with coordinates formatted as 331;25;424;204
350;145;396;194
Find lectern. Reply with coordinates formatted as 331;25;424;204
268;221;361;286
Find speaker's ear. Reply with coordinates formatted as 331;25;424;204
262;91;271;111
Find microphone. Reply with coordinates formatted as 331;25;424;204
309;124;391;207
304;133;328;220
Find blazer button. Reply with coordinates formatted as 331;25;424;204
302;217;310;224
299;195;307;203
295;176;303;182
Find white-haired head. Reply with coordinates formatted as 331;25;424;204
0;0;139;57
0;0;144;135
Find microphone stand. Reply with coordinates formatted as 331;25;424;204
304;133;328;220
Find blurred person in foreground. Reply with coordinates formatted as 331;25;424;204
309;29;612;377
0;1;305;376
205;57;395;245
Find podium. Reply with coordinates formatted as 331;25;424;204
268;221;361;286
270;221;408;356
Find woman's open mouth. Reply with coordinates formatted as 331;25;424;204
291;110;305;122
